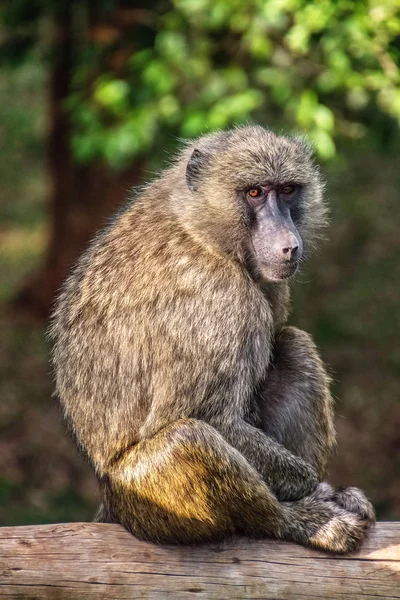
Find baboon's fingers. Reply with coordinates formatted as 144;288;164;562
284;486;372;555
333;486;376;523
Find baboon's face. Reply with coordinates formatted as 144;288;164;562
185;127;325;282
243;180;303;281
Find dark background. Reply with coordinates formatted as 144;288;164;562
1;0;400;525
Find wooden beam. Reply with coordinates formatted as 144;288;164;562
0;522;399;599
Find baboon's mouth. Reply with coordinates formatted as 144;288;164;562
261;260;299;281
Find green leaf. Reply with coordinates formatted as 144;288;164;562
103;126;141;168
310;129;336;160
142;60;177;95
156;31;188;65
181;111;208;137
314;105;335;131
158;95;180;123
94;79;129;113
296;91;318;128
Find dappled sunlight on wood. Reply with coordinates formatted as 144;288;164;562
365;543;400;567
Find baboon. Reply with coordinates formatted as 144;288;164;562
50;126;375;554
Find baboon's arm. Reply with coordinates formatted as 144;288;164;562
258;326;336;479
213;418;319;501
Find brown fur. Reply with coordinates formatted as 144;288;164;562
50;126;374;554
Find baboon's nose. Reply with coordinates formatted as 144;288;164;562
277;230;300;261
282;244;299;260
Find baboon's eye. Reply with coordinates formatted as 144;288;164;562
248;187;262;198
280;185;296;195
246;186;265;207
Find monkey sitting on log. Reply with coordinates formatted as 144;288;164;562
50;126;375;554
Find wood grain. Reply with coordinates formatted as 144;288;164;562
0;522;399;599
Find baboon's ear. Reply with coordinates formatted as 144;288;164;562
186;148;210;192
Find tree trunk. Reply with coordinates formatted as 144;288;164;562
12;4;145;320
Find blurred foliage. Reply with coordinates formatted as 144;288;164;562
0;58;47;303
0;324;98;525
0;0;400;167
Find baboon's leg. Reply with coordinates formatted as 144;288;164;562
98;418;370;553
258;326;336;479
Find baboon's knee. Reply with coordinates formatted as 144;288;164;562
105;419;280;544
273;326;330;384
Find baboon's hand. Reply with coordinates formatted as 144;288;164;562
309;482;375;522
270;455;319;502
332;486;376;523
285;482;373;554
